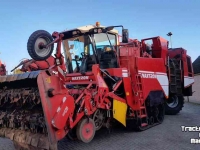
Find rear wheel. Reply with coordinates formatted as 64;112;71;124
93;109;106;131
165;95;184;115
76;118;96;143
27;30;54;61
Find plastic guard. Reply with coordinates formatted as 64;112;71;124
52;95;75;130
113;99;127;126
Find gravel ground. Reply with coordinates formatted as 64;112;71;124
0;101;200;150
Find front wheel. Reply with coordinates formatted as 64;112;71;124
76;118;96;143
165;95;184;115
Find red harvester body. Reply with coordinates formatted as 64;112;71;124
0;23;194;149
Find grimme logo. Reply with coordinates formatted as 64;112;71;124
141;73;156;79
181;126;200;144
72;76;89;80
62;106;69;117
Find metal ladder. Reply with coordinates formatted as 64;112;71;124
135;75;148;127
169;59;182;94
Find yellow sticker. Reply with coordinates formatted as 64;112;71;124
45;77;51;83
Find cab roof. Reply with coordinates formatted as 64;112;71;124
76;25;118;34
61;24;118;40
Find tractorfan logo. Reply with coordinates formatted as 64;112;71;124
140;73;156;78
72;76;89;80
181;126;200;144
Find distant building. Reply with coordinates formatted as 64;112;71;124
191;56;200;102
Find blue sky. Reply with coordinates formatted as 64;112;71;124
0;0;199;73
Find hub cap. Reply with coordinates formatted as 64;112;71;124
82;123;93;140
166;95;179;108
34;37;52;58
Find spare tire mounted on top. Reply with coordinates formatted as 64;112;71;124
27;30;54;61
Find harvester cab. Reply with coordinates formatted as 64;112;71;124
62;23;124;74
0;22;194;150
60;23;128;91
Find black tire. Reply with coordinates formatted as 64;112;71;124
67;128;77;141
27;30;54;61
165;95;184;115
155;103;165;123
126;118;140;131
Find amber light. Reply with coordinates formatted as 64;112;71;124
96;22;100;27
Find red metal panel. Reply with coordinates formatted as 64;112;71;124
37;71;71;143
105;68;128;77
136;57;168;100
122;77;134;107
119;47;140;57
52;95;75;130
168;48;191;77
141;36;168;60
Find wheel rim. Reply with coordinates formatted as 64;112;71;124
34;37;52;58
77;118;95;143
82;122;94;140
93;109;105;131
166;95;179;108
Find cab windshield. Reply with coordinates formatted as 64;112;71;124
62;32;117;73
93;33;116;60
63;35;94;73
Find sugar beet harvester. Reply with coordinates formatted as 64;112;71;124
0;22;194;150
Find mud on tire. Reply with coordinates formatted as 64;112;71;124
27;30;54;61
165;95;184;115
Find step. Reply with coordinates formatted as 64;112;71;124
140;114;147;118
170;81;176;83
138;100;144;102
140;106;145;109
170;84;177;86
141;123;148;127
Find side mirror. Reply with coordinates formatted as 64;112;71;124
122;29;129;43
105;26;114;31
